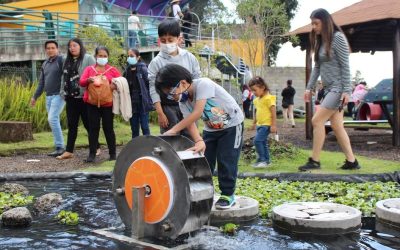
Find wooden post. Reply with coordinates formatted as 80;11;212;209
392;21;400;146
305;48;313;140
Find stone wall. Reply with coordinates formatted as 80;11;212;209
263;67;306;110
0;32;47;63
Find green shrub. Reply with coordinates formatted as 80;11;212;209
0;79;67;132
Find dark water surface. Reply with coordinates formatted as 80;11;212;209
0;178;399;249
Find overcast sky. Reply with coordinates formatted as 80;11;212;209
221;0;393;86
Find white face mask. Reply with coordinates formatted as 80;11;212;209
160;43;178;54
96;57;108;66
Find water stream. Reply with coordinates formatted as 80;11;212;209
0;177;398;249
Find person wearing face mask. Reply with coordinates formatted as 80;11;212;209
148;19;201;137
57;38;101;160
155;64;244;210
80;46;121;163
123;48;153;138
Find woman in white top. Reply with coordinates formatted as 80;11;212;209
171;0;183;20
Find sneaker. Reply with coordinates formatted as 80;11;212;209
253;161;269;168
298;157;321;171
215;195;236;210
340;159;361;170
47;147;65;157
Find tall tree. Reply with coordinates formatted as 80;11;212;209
268;0;298;66
236;0;291;70
191;0;228;24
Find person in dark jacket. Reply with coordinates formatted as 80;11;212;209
123;48;154;138
281;79;296;128
181;5;193;47
31;40;65;157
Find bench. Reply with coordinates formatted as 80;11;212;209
324;120;390;133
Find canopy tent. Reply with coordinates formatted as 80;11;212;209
103;0;192;16
289;0;400;146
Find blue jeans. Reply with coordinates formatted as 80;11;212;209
45;95;65;149
203;123;243;196
128;30;138;48
129;104;150;138
254;125;270;163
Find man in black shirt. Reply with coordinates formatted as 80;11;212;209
281;79;296;128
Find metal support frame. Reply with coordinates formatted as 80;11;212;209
108;0;117;10
305;48;313;140
31;60;37;83
392;21;400;146
131;186;146;239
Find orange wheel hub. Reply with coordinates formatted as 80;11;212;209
124;157;173;224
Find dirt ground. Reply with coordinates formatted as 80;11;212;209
0;121;398;174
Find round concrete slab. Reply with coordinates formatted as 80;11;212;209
376;198;400;228
272;202;361;235
209;196;259;225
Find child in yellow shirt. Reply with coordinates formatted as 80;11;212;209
249;76;277;168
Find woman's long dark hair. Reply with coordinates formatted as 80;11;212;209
64;38;86;70
309;8;345;62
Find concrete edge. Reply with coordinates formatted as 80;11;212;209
0;171;112;181
238;171;400;183
0;171;399;183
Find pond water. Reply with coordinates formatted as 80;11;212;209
0;177;399;250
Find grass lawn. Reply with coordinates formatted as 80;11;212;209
1;118;398;174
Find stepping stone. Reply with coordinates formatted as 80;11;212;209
272;202;361;235
209;196;259;225
376;198;400;229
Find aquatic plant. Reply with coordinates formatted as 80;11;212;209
0;192;34;214
214;178;400;218
55;210;79;226
220;223;238;235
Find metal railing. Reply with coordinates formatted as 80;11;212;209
0;4;247;99
0;5;200;50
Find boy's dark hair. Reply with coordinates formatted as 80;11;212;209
44;40;58;48
155;64;192;92
158;19;181;37
132;10;137;15
248;76;269;92
287;79;292;85
95;46;109;56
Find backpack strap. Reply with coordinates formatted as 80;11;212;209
91;65;113;76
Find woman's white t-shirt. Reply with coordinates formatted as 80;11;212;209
172;4;182;20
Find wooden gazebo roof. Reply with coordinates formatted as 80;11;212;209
288;0;400;146
290;0;400;52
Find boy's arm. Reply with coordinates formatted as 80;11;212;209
190;54;201;79
165;99;206;135
148;62;169;128
186;123;205;153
